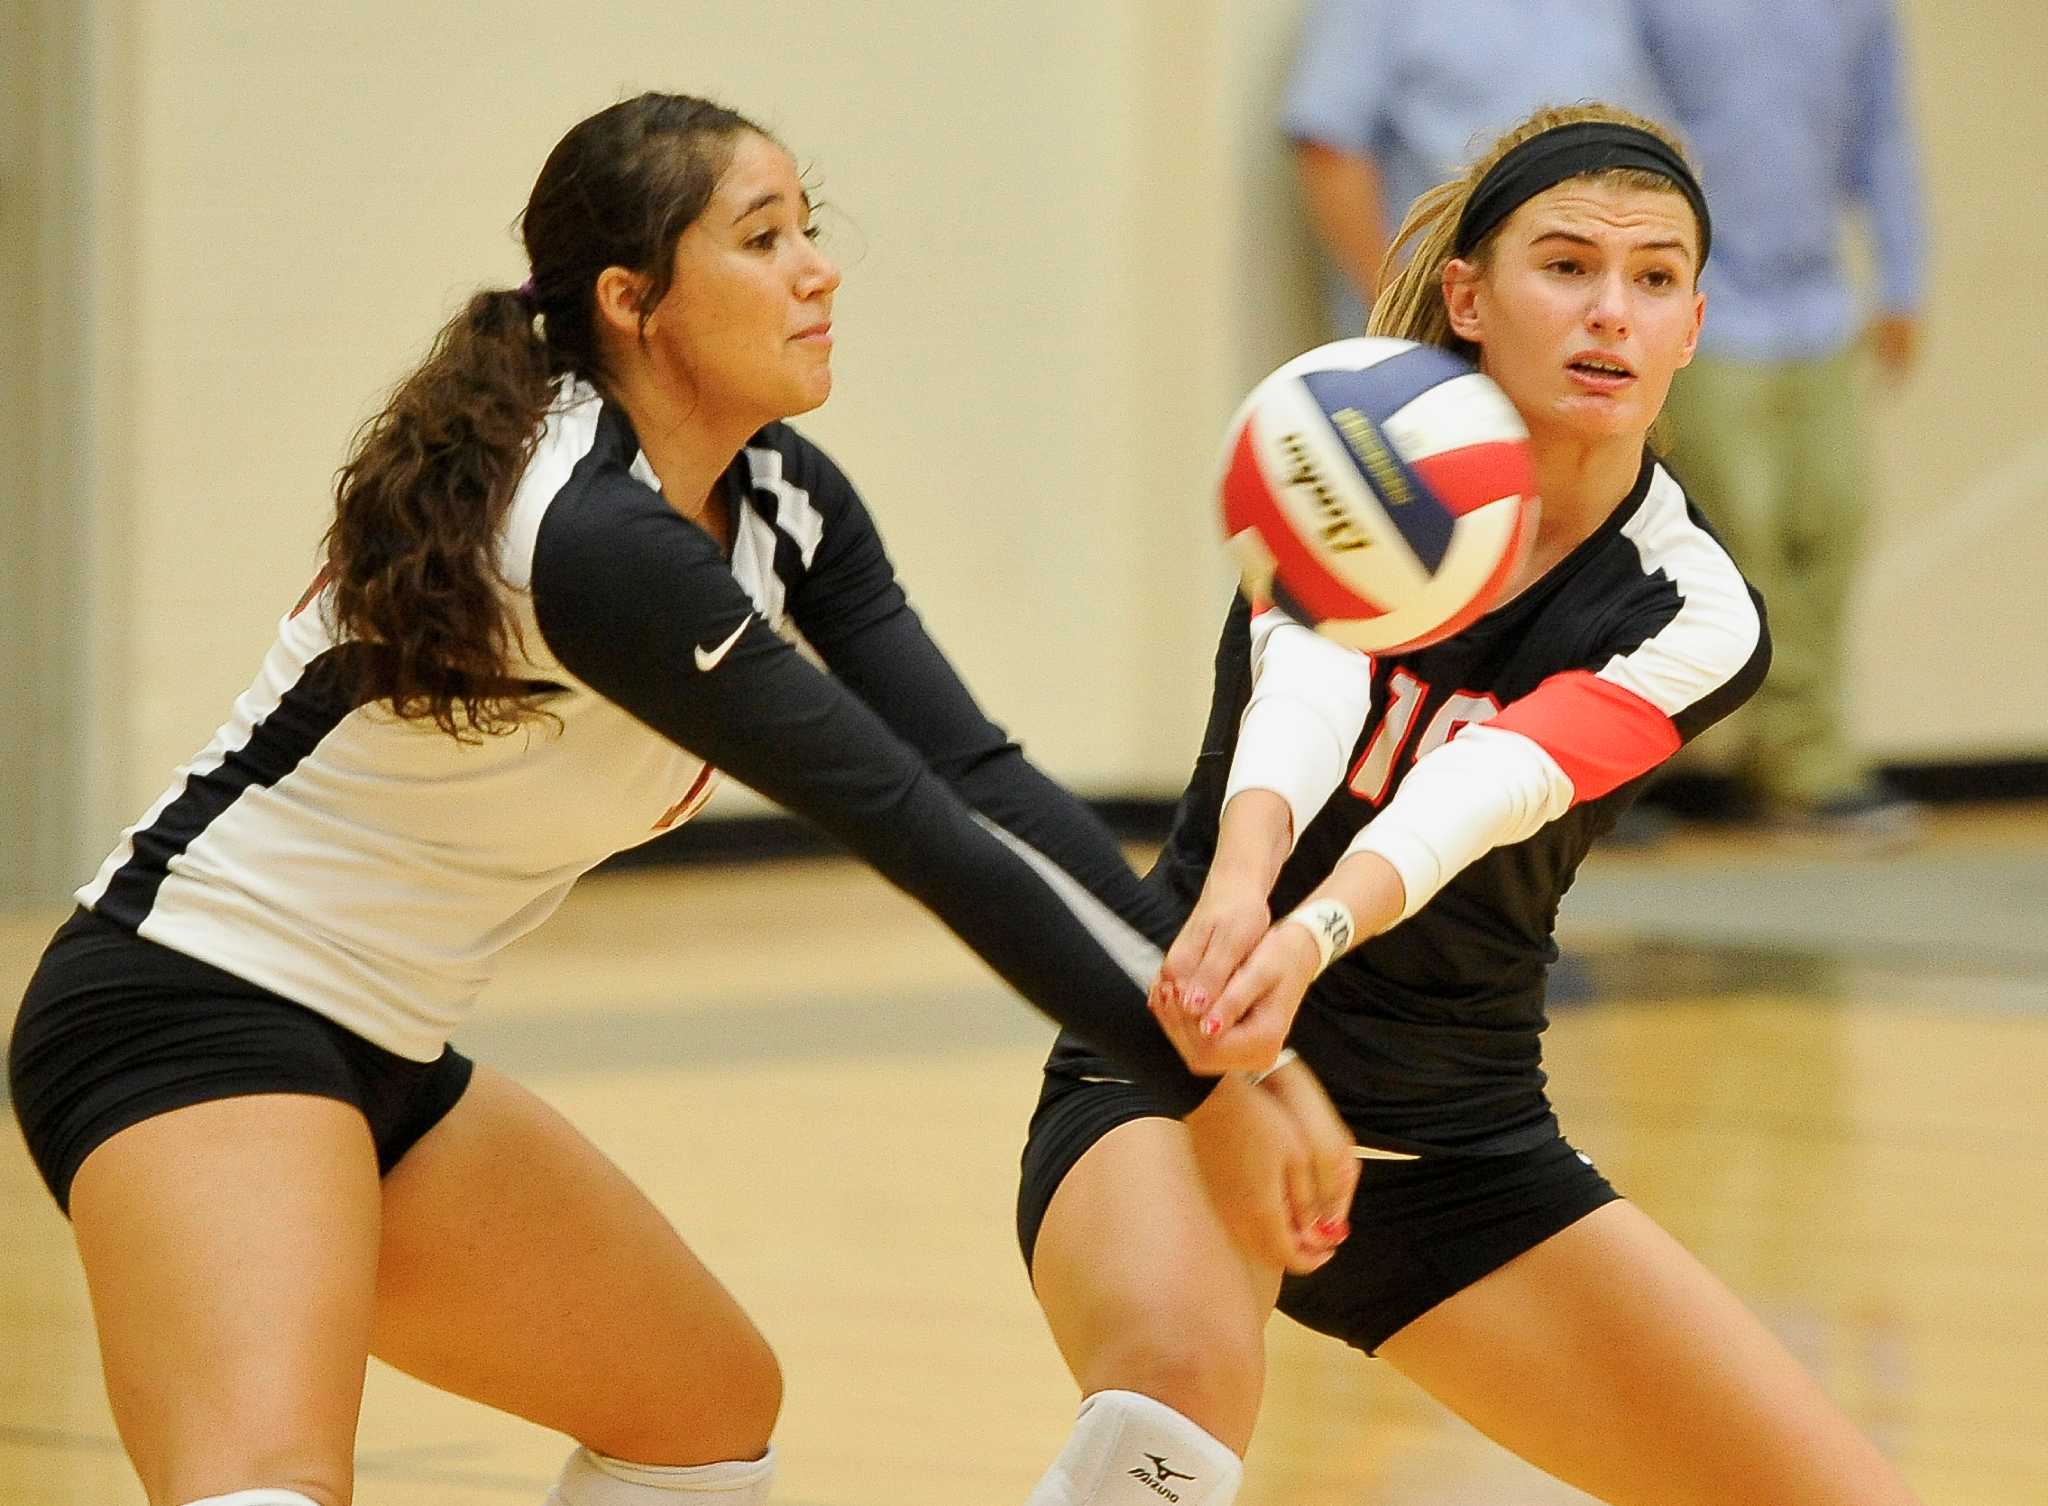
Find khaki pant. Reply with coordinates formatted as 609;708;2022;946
1658;349;1872;804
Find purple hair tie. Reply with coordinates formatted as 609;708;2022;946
517;276;537;300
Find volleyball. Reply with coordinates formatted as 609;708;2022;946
1219;336;1537;654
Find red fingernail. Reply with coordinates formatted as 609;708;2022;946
1200;1017;1219;1038
1187;988;1208;1011
1316;1218;1349;1241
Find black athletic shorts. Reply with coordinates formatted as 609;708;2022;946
1016;1068;1618;1355
9;907;474;1214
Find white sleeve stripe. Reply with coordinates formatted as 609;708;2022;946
744;445;826;569
497;380;604;591
1605;467;1763;717
1221;610;1374;849
973;816;1162;989
1343;725;1574;922
731;507;790;624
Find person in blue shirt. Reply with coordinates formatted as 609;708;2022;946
1635;0;1930;844
1282;0;1666;336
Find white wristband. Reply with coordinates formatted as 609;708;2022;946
1283;897;1355;974
1246;1047;1300;1086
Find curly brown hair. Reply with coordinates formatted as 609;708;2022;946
324;93;763;738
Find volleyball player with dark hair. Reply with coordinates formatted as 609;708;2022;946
6;93;1357;1506
1015;104;1925;1505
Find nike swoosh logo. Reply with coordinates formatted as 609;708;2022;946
693;617;750;672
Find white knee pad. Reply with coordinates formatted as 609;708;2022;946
1025;1389;1242;1505
545;1444;775;1504
180;1493;323;1506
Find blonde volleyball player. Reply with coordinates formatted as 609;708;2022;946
1015;105;1925;1506
7;94;1358;1506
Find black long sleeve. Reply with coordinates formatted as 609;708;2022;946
530;442;1211;1113
785;458;1186;948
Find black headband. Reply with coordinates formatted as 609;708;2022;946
1453;121;1710;266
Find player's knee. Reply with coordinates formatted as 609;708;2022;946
151;1429;352;1506
590;1331;782;1467
722;1333;784;1450
1080;1312;1264;1442
152;1433;351;1506
698;1327;782;1457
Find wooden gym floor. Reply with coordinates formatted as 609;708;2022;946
3;804;2045;1505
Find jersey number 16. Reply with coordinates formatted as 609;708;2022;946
1347;669;1501;806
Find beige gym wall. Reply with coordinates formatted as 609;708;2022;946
56;0;1250;873
10;0;2045;897
0;0;37;900
1844;0;2048;759
3;1;130;902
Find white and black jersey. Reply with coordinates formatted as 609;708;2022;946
1049;453;1771;1148
81;379;1206;1109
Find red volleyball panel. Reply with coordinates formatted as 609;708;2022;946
1409;441;1536;517
1222;423;1387;624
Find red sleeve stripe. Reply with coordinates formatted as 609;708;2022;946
1485;670;1681;802
290;565;334;620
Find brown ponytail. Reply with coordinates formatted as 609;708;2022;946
325;288;556;738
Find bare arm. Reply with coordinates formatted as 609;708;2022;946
1158;838;1408;1074
1294;140;1392;317
1151;787;1293;1022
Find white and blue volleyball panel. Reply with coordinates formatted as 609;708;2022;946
1220;337;1535;653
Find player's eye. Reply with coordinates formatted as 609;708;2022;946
1546;259;1584;276
745;228;779;252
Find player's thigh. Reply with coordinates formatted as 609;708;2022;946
68;1093;383;1506
370;1064;778;1467
1030;1113;1279;1453
1377;1199;1920;1506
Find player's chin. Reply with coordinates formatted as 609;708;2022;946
1556;391;1653;441
781;369;834;417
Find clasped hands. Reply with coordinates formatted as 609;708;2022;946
1153;877;1359;1276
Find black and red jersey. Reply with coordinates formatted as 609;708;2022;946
1053;451;1770;1151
